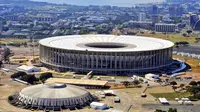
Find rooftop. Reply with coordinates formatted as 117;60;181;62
20;83;90;99
39;35;174;52
46;78;108;86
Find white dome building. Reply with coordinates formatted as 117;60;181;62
10;83;94;111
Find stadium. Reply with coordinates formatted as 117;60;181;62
39;35;174;75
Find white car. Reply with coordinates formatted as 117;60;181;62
2;68;9;72
114;97;120;103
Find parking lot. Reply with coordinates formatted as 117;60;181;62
173;45;200;59
143;104;200;112
173;45;200;55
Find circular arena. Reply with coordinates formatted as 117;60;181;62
9;83;94;110
39;35;174;75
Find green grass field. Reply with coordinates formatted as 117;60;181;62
138;32;199;44
173;55;200;73
0;38;28;45
150;92;192;101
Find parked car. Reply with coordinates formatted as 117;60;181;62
141;93;147;98
114;97;120;103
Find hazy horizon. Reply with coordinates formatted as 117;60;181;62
31;0;164;7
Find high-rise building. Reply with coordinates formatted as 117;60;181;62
138;13;146;21
190;14;199;28
176;6;184;16
167;0;200;3
152;5;158;14
152;15;162;23
169;6;176;17
193;19;200;30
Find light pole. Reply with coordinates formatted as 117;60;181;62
32;36;35;63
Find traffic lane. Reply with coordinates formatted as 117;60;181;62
173;46;200;54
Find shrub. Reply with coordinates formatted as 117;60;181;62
188;96;199;101
168;108;177;112
197;81;200;86
189;81;197;86
39;72;53;82
121;81;130;87
21;75;37;84
139;78;144;82
10;71;27;78
8;96;14;101
155;109;166;112
170;81;177;86
132;80;140;85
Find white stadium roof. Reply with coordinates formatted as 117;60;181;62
39;35;174;52
17;83;94;109
20;83;90;99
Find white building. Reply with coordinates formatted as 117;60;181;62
11;83;94;111
103;90;115;96
158;98;169;105
145;73;159;81
90;102;108;110
139;13;146;21
155;23;176;32
16;65;41;73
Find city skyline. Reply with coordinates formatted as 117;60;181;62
31;0;163;7
1;0;200;112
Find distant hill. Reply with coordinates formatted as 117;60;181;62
0;0;48;6
32;0;163;7
166;0;200;3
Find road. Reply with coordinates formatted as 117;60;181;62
173;44;200;55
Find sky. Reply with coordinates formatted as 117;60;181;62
31;0;164;7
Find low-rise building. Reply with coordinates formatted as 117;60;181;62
155;23;176;32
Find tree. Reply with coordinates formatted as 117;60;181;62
2;47;11;63
186;30;192;35
132;80;140;86
197;81;200;86
0;60;2;68
170;81;177;92
180;84;185;90
187;86;200;98
172;86;178;92
182;33;187;37
22;75;38;85
8;96;14;102
80;17;86;22
139;78;144;82
96;24;113;34
154;108;177;112
121;81;130;87
168;108;177;112
79;27;89;35
189;81;197;86
10;72;38;84
165;78;169;82
175;41;189;46
39;72;53;83
185;86;191;89
10;71;27;78
170;81;177;86
155;109;166;112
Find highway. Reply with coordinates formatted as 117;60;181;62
173;44;200;55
